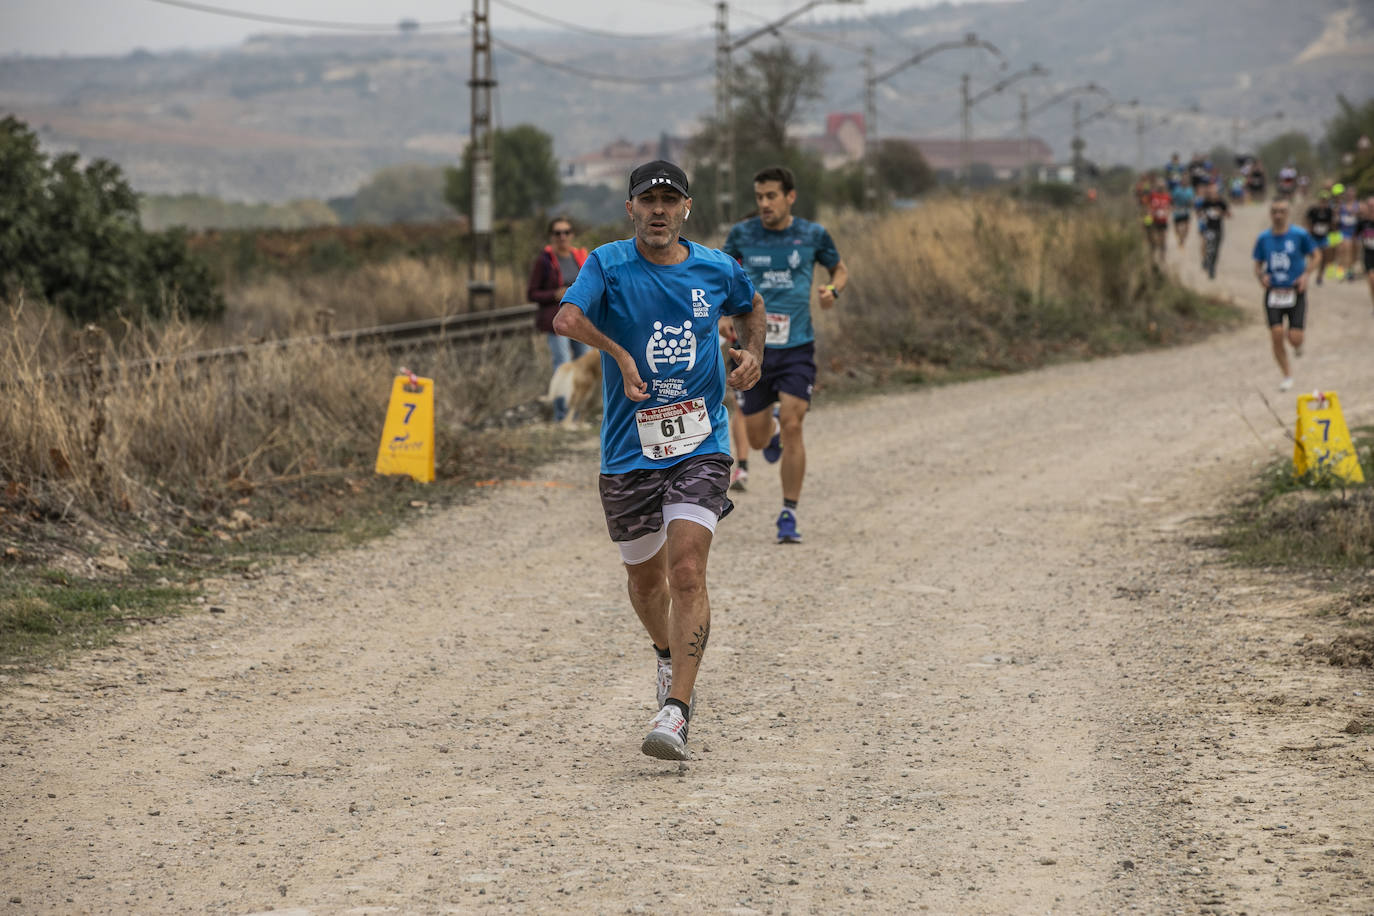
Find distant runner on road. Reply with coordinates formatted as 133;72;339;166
553;160;764;761
723;165;848;545
1277;163;1298;199
1197;184;1230;280
1144;177;1171;265
1306;189;1338;285
1170;181;1196;249
1252;198;1319;392
1355;196;1374;309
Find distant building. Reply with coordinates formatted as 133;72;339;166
797;113;867;168
565;136;690;190
899;137;1055;180
563;123;1055;188
791;114;1056;181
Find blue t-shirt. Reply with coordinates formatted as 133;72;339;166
1252;227;1318;288
562;238;756;474
1170;186;1194;214
722;216;841;350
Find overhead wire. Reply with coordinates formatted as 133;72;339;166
490;0;710;40
140;0;467;32
491;36;713;85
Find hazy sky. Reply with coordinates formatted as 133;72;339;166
1;0;964;57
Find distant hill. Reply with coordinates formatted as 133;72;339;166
1;0;1370;202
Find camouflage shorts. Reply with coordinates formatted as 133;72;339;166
598;452;734;543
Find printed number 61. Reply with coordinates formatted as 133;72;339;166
660;417;685;437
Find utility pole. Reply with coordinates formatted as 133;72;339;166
714;1;733;229
960;72;972;184
961;63;1046;189
863;45;877;211
1137;114;1146;173
467;0;495;309
862;34;1000;210
1020;91;1030;191
1071;98;1083;184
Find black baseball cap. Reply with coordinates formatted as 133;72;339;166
628;160;689;199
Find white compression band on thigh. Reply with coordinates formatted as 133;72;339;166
617;504;719;565
663;502;719;534
618;528;667;565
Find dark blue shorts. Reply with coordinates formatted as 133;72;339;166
737;341;816;416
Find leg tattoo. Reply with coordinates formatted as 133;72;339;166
687;622;710;660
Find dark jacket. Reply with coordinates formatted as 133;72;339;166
528;245;589;333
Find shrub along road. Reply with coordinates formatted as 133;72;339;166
2;204;1372;914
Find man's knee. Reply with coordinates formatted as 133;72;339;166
626;562;666;600
666;553;707;596
744;412;774;448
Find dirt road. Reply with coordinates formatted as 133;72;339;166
4;205;1373;915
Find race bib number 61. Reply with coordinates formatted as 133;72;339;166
1268;288;1297;309
636;398;712;460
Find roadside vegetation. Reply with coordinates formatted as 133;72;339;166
1208;426;1374;669
818;197;1237;388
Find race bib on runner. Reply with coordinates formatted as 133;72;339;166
636;398;712;460
1268;288;1297;309
1312;222;1329;235
1363;235;1374;250
765;312;791;346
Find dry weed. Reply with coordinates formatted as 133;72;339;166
820;196;1221;376
1;300;547;520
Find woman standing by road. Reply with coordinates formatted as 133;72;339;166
528;217;589;421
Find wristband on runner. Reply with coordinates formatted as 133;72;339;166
824;284;839;298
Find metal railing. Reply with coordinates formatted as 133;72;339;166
40;304;538;384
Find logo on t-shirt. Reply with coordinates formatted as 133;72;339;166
691;288;710;319
646;320;697;372
787;249;801;270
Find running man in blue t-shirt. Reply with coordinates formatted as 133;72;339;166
1252;197;1319;392
554;160;764;761
722;165;848;545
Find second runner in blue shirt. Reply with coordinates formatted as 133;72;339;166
721;165;849;545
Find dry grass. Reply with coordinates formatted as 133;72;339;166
815;196;1234;381
221;256;528;340
0;297;550;525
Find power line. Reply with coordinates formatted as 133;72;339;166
491;36;713;84
490;0;709;40
776;24;868;55
141;0;467;32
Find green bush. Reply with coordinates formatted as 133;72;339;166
0;115;223;323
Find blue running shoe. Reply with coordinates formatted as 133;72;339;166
776;508;802;544
762;412;782;464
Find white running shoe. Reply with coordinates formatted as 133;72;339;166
655;654;672;709
730;466;748;491
641;704;690;760
654;654;696;713
1278;377;1294;392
